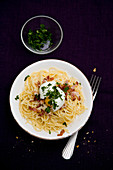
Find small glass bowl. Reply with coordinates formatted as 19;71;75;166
21;15;63;55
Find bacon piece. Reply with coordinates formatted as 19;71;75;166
40;100;44;105
58;84;64;90
65;92;68;100
42;76;54;83
32;108;37;112
71;91;81;101
57;129;65;136
37;81;40;88
49;77;54;81
37;109;41;113
29;106;37;112
35;81;40;88
60;104;66;110
38;109;45;116
71;85;76;90
34;96;40;101
78;96;81;101
46;75;50;80
36;104;41;108
29;106;32;110
46;75;54;81
76;81;78;85
42;79;46;84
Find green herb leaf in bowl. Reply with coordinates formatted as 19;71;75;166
27;24;53;51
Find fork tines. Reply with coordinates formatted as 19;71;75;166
90;75;102;100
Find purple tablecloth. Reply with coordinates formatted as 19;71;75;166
0;0;112;169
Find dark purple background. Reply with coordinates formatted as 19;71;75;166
0;0;113;169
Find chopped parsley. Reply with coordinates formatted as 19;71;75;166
64;86;69;93
48;83;52;86
41;86;47;92
63;122;67;127
48;100;52;105
27;24;53;51
52;100;59;110
15;95;19;100
49;130;51;134
24;75;30;81
45;106;50;113
56;82;61;85
42;83;63;110
79;83;81;85
34;94;40;100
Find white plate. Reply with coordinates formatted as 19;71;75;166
9;59;93;140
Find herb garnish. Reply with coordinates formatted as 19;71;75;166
24;75;30;81
48;100;52;105
45;106;50;113
15;95;19;100
79;83;81;85
28;24;53;51
64;86;69;93
41;86;47;92
48;83;52;86
49;130;51;134
56;82;61;85
46;86;62;110
63;122;67;127
52;100;59;110
34;94;40;100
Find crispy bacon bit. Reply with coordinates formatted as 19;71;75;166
34;96;39;101
78;96;81;101
49;77;54;81
35;81;40;88
39;109;45;116
37;109;41;113
57;129;65;136
32;108;37;112
40;100;44;105
46;75;49;80
29;106;32;110
65;92;68;100
42;76;54;83
71;96;76;101
71;91;81;101
36;104;41;108
58;84;64;90
71;91;79;97
67;87;73;93
60;104;66;110
29;106;37;112
71;85;76;90
42;79;46;84
37;81;40;87
30;100;34;102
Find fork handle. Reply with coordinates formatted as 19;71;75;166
62;131;78;159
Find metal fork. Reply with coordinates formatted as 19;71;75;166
62;75;102;160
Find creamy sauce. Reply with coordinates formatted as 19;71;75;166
39;81;65;111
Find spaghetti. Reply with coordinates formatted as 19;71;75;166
19;67;86;135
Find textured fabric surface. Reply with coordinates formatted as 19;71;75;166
0;0;112;169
